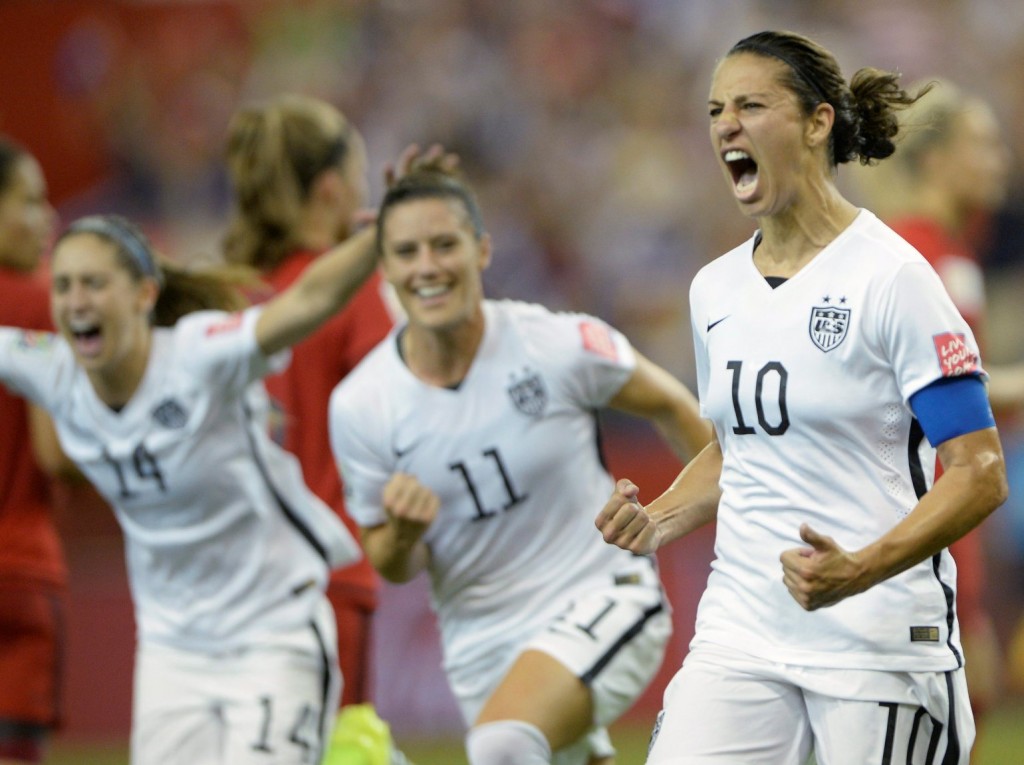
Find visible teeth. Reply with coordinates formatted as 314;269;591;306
69;320;98;333
724;150;750;162
416;285;448;298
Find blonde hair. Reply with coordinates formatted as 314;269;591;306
223;94;357;271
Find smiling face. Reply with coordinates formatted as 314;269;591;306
379;196;491;334
0;155;56;273
50;232;157;379
708;52;828;219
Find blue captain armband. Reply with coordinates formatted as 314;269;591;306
909;375;995;447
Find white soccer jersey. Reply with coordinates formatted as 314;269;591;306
0;307;360;652
688;209;982;673
329;299;656;685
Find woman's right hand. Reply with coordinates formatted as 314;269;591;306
595;478;661;555
382;472;440;544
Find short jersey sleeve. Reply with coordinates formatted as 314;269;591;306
520;307;636;410
174;306;290;396
876;261;984;403
0;328;69;409
328;369;393;529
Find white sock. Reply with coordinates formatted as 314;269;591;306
466;720;552;765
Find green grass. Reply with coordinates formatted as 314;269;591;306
50;703;1024;764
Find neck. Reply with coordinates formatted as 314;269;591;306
296;208;346;253
402;309;486;388
754;183;858;277
88;329;152;409
908;187;967;234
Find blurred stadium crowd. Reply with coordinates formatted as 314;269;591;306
3;0;1024;743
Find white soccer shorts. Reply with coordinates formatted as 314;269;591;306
452;567;672;764
646;643;974;764
131;601;340;765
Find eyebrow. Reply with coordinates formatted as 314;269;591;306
708;91;776;108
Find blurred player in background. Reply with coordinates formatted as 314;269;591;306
329;162;709;765
0;209;383;765
223;94;396;711
0;136;68;765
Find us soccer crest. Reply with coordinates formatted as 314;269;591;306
507;368;547;418
808;305;850;352
151;398;188;429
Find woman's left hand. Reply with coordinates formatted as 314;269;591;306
780;523;869;610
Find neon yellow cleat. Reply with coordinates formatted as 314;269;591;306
324;704;411;765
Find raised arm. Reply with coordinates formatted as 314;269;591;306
254;226;377;357
606;350;711;461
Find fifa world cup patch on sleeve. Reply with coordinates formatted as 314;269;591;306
579;321;618;361
205;313;245;336
15;330;55;351
932;332;978;377
909;626;940;643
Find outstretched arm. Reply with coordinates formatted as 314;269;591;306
606;350;711;461
781;426;1007;610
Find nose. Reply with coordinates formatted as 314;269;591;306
713;107;741;139
411;244;442;272
60;280;92;312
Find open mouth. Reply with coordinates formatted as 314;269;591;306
69;322;103;356
724;149;759;196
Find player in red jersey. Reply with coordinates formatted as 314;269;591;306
0;137;65;764
222;94;396;721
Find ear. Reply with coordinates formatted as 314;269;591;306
137;276;160;315
310;168;345;207
477;233;493;271
805;102;836;150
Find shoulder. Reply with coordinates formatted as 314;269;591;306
492;298;611;344
173;308;254;343
849;210;926;266
329;333;400;409
693;232;757;285
490;300;635;380
884;215;960;268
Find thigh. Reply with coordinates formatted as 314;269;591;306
222;646;337;765
131;643;223;765
134;608;339;765
646;649;813;764
806;670;975;765
0;583;64;730
529;582;672;728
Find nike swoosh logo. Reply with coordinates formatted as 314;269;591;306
707;316;729;332
393;444;417;459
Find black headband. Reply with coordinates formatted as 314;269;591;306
65;216;164;288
